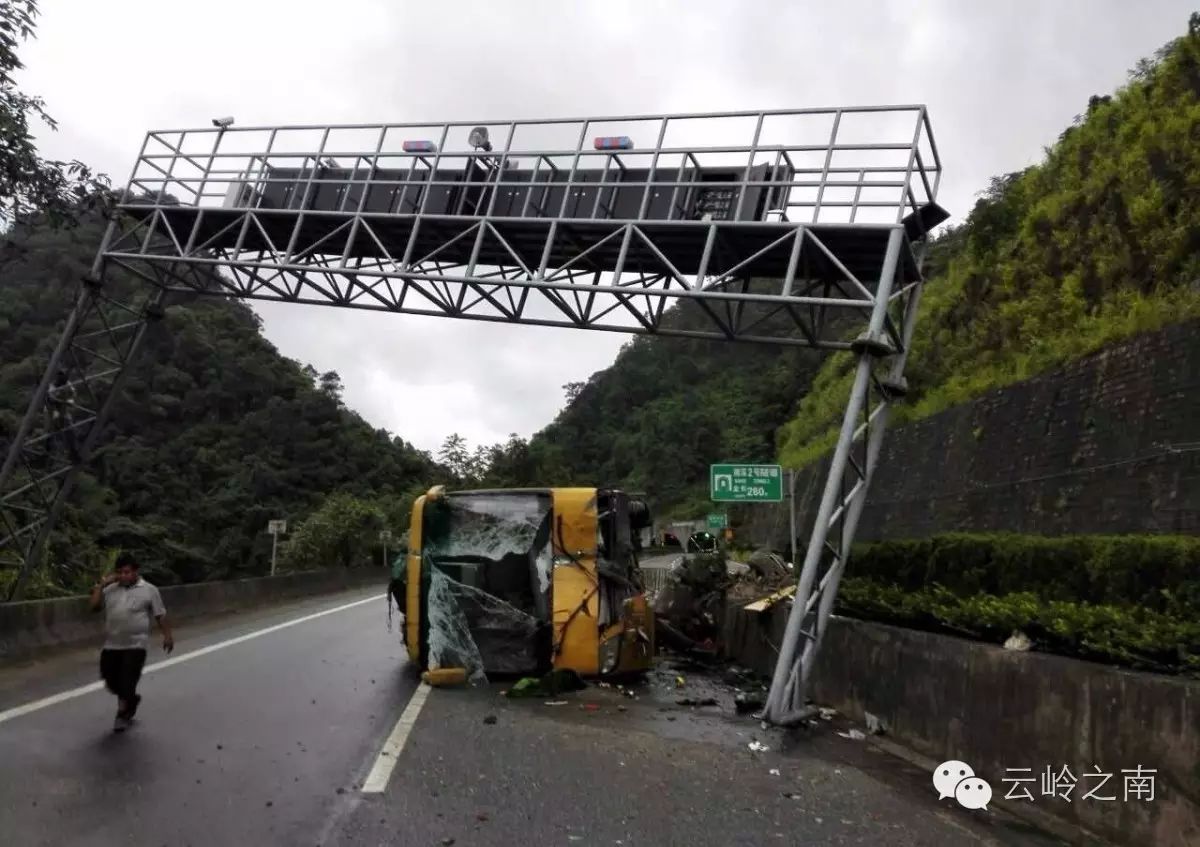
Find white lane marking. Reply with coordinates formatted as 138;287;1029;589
0;593;384;726
361;682;431;794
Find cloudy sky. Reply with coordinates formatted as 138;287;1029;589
17;1;1195;455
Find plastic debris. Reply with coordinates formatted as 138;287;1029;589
505;668;587;698
818;707;837;721
864;712;886;735
482;715;497;725
748;741;770;753
837;729;867;741
675;676;686;688
769;768;781;776
1004;630;1033;651
544;701;568;706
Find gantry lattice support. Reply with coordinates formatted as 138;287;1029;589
0;215;167;600
0;107;945;722
761;226;929;724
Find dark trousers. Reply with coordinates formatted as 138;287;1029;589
100;649;146;707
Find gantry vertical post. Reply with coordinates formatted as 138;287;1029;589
761;226;908;724
1;211;167;600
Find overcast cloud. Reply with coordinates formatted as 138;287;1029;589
16;0;1195;454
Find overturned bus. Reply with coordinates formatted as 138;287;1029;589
402;486;655;681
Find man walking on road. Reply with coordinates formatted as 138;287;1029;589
90;553;174;731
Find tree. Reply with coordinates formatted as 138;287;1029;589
438;433;471;481
562;381;586;404
319;370;344;404
0;1;109;229
282;493;385;571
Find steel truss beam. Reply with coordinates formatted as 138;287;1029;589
100;208;912;348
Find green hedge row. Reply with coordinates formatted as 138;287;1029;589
834;534;1200;675
836;580;1200;675
848;533;1200;617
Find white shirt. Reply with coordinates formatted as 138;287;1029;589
101;578;166;650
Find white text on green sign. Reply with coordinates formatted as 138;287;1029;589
710;464;783;502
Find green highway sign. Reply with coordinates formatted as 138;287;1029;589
706;513;726;529
710;463;783;502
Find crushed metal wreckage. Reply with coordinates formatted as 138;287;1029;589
648;547;797;654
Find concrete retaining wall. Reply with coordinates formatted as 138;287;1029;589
724;603;1200;847
738;318;1200;550
0;568;384;661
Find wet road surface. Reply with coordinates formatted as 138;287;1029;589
0;587;1063;846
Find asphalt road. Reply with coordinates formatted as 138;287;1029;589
0;587;1062;847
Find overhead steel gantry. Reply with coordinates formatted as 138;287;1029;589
0;106;946;722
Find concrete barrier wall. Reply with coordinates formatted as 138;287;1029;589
0;568;385;662
724;603;1200;847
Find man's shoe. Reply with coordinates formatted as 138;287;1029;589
113;715;131;732
127;695;142;719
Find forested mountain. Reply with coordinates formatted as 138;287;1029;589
0;213;437;594
520;15;1200;515
779;15;1200;467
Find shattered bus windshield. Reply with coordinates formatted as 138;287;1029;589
422;492;554;679
427;492;550;565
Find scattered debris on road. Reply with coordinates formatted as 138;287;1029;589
422;667;469;687
482;714;497;725
735;692;765;714
676;697;718;707
748;741;771;753
864;712;887;735
504;668;588;699
837;729;867;741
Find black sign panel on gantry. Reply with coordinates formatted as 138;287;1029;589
234;161;793;223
